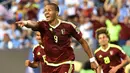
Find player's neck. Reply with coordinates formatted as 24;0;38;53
101;44;108;50
39;42;43;45
49;18;59;27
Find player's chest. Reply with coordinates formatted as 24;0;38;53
44;25;71;39
97;50;118;64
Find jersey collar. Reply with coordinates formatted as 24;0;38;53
49;19;61;29
40;45;44;49
100;43;110;52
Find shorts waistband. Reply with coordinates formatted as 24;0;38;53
42;55;74;66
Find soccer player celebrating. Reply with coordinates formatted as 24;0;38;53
25;31;45;72
95;27;128;73
17;3;98;73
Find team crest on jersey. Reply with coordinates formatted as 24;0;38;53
99;55;102;58
49;28;53;31
110;51;113;55
37;52;41;55
61;29;65;35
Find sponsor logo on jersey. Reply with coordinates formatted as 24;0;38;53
49;28;53;31
37;52;41;55
99;55;102;58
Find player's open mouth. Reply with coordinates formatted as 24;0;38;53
45;15;50;18
46;16;50;19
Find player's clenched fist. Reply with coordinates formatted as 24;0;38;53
25;60;31;66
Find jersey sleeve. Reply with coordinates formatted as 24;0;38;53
70;23;82;41
94;50;101;64
32;21;46;32
33;51;39;62
32;45;40;62
116;45;127;60
33;52;40;62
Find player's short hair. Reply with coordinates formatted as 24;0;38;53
95;27;110;40
47;3;59;12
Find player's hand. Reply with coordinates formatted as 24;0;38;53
95;66;103;73
90;60;99;70
25;60;31;66
109;66;118;73
15;21;27;27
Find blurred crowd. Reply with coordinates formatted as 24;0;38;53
0;0;130;51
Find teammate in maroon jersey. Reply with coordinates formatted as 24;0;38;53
17;3;98;73
25;31;45;73
95;27;128;73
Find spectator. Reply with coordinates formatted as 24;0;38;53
79;16;94;51
15;3;25;21
118;5;129;23
118;17;130;46
26;0;40;20
9;1;18;14
0;33;13;49
0;14;10;41
6;23;21;40
18;29;32;49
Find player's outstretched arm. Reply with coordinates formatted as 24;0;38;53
78;38;99;70
25;60;39;68
16;20;38;30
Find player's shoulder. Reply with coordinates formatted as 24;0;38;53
109;44;122;49
94;47;101;54
109;44;125;53
61;20;76;28
32;44;40;52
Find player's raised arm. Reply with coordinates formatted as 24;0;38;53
16;20;39;30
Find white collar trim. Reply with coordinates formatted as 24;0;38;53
49;19;61;29
100;44;110;52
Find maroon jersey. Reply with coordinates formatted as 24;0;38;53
34;20;82;63
94;44;126;73
119;23;130;40
33;44;46;73
33;44;45;62
105;11;116;20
